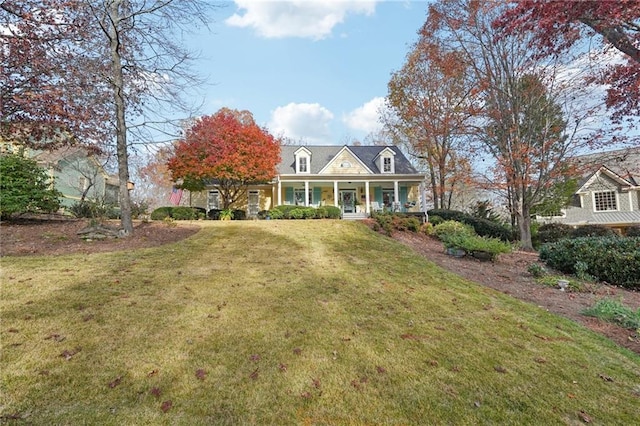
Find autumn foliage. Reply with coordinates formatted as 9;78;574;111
167;109;281;209
494;0;640;123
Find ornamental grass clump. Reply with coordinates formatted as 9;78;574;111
583;298;640;330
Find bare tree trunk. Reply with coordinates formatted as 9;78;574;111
107;0;133;235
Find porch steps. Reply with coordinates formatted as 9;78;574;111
342;212;368;220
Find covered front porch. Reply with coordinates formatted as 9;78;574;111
273;176;425;215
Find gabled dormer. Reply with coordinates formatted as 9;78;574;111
375;147;396;174
294;147;312;174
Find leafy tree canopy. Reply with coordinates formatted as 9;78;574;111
167;108;281;209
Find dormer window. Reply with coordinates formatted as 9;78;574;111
294;147;311;174
383;157;392;173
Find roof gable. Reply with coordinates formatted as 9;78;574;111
318;146;373;174
577;166;633;194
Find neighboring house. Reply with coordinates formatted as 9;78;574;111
1;140;119;209
537;147;640;233
201;145;426;218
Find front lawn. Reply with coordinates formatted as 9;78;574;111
1;221;639;424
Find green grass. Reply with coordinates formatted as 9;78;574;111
583;298;640;330
1;221;639;424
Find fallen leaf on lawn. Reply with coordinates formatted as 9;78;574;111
250;354;261;362
150;387;161;398
108;376;122;388
474;401;481;408
160;400;172;413
60;347;81;360
578;410;591;423
598;374;613;382
293;348;302;355
376;366;386;374
195;369;206;380
300;391;312;399
147;369;159;377
534;357;547;364
278;363;288;372
429;360;439;367
249;368;259;380
494;366;507;373
312;378;321;389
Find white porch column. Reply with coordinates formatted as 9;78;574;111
333;181;339;206
394;181;400;212
277;180;282;206
304;181;309;206
365;181;370;214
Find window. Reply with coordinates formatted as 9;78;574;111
208;190;220;210
340;161;352;168
383;157;392;173
294;188;310;205
593;191;617;211
298;156;308;173
382;189;394;208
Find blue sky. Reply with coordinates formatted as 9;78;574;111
186;1;430;145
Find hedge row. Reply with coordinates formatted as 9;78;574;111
539;237;640;289
537;223;619;244
207;209;246;220
268;205;341;219
150;206;206;221
371;212;422;236
428;209;512;241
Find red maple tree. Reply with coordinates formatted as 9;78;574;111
167;108;281;209
494;0;640;123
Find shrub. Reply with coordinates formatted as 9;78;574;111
69;201;99;218
151;207;173;220
191;207;206;220
539;237;640;289
537;223;573;244
301;207;317;219
428;209;511;241
207;209;222;220
325;206;341;219
443;233;512;261
433;220;475;242
232;209;246;220
428;215;443;226
626;226;640;237
315;206;328;218
171;206;198;220
405;217;421;232
257;210;270;219
571;224;616;238
583;298;640;330
0;153;61;220
527;263;547;278
267;209;284;219
271;205;299;219
421;222;434;236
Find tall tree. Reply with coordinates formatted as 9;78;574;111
2;1;213;235
494;0;640;123
385;41;475;209
167;109;282;210
84;0;211;235
422;0;586;250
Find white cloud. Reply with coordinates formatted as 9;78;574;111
226;0;377;40
269;102;334;143
343;97;385;133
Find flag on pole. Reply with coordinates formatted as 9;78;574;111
169;187;183;205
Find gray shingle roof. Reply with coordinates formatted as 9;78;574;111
278;145;420;175
574;147;640;186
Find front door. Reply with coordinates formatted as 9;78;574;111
340;190;356;213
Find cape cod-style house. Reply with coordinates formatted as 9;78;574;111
202;145;426;219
